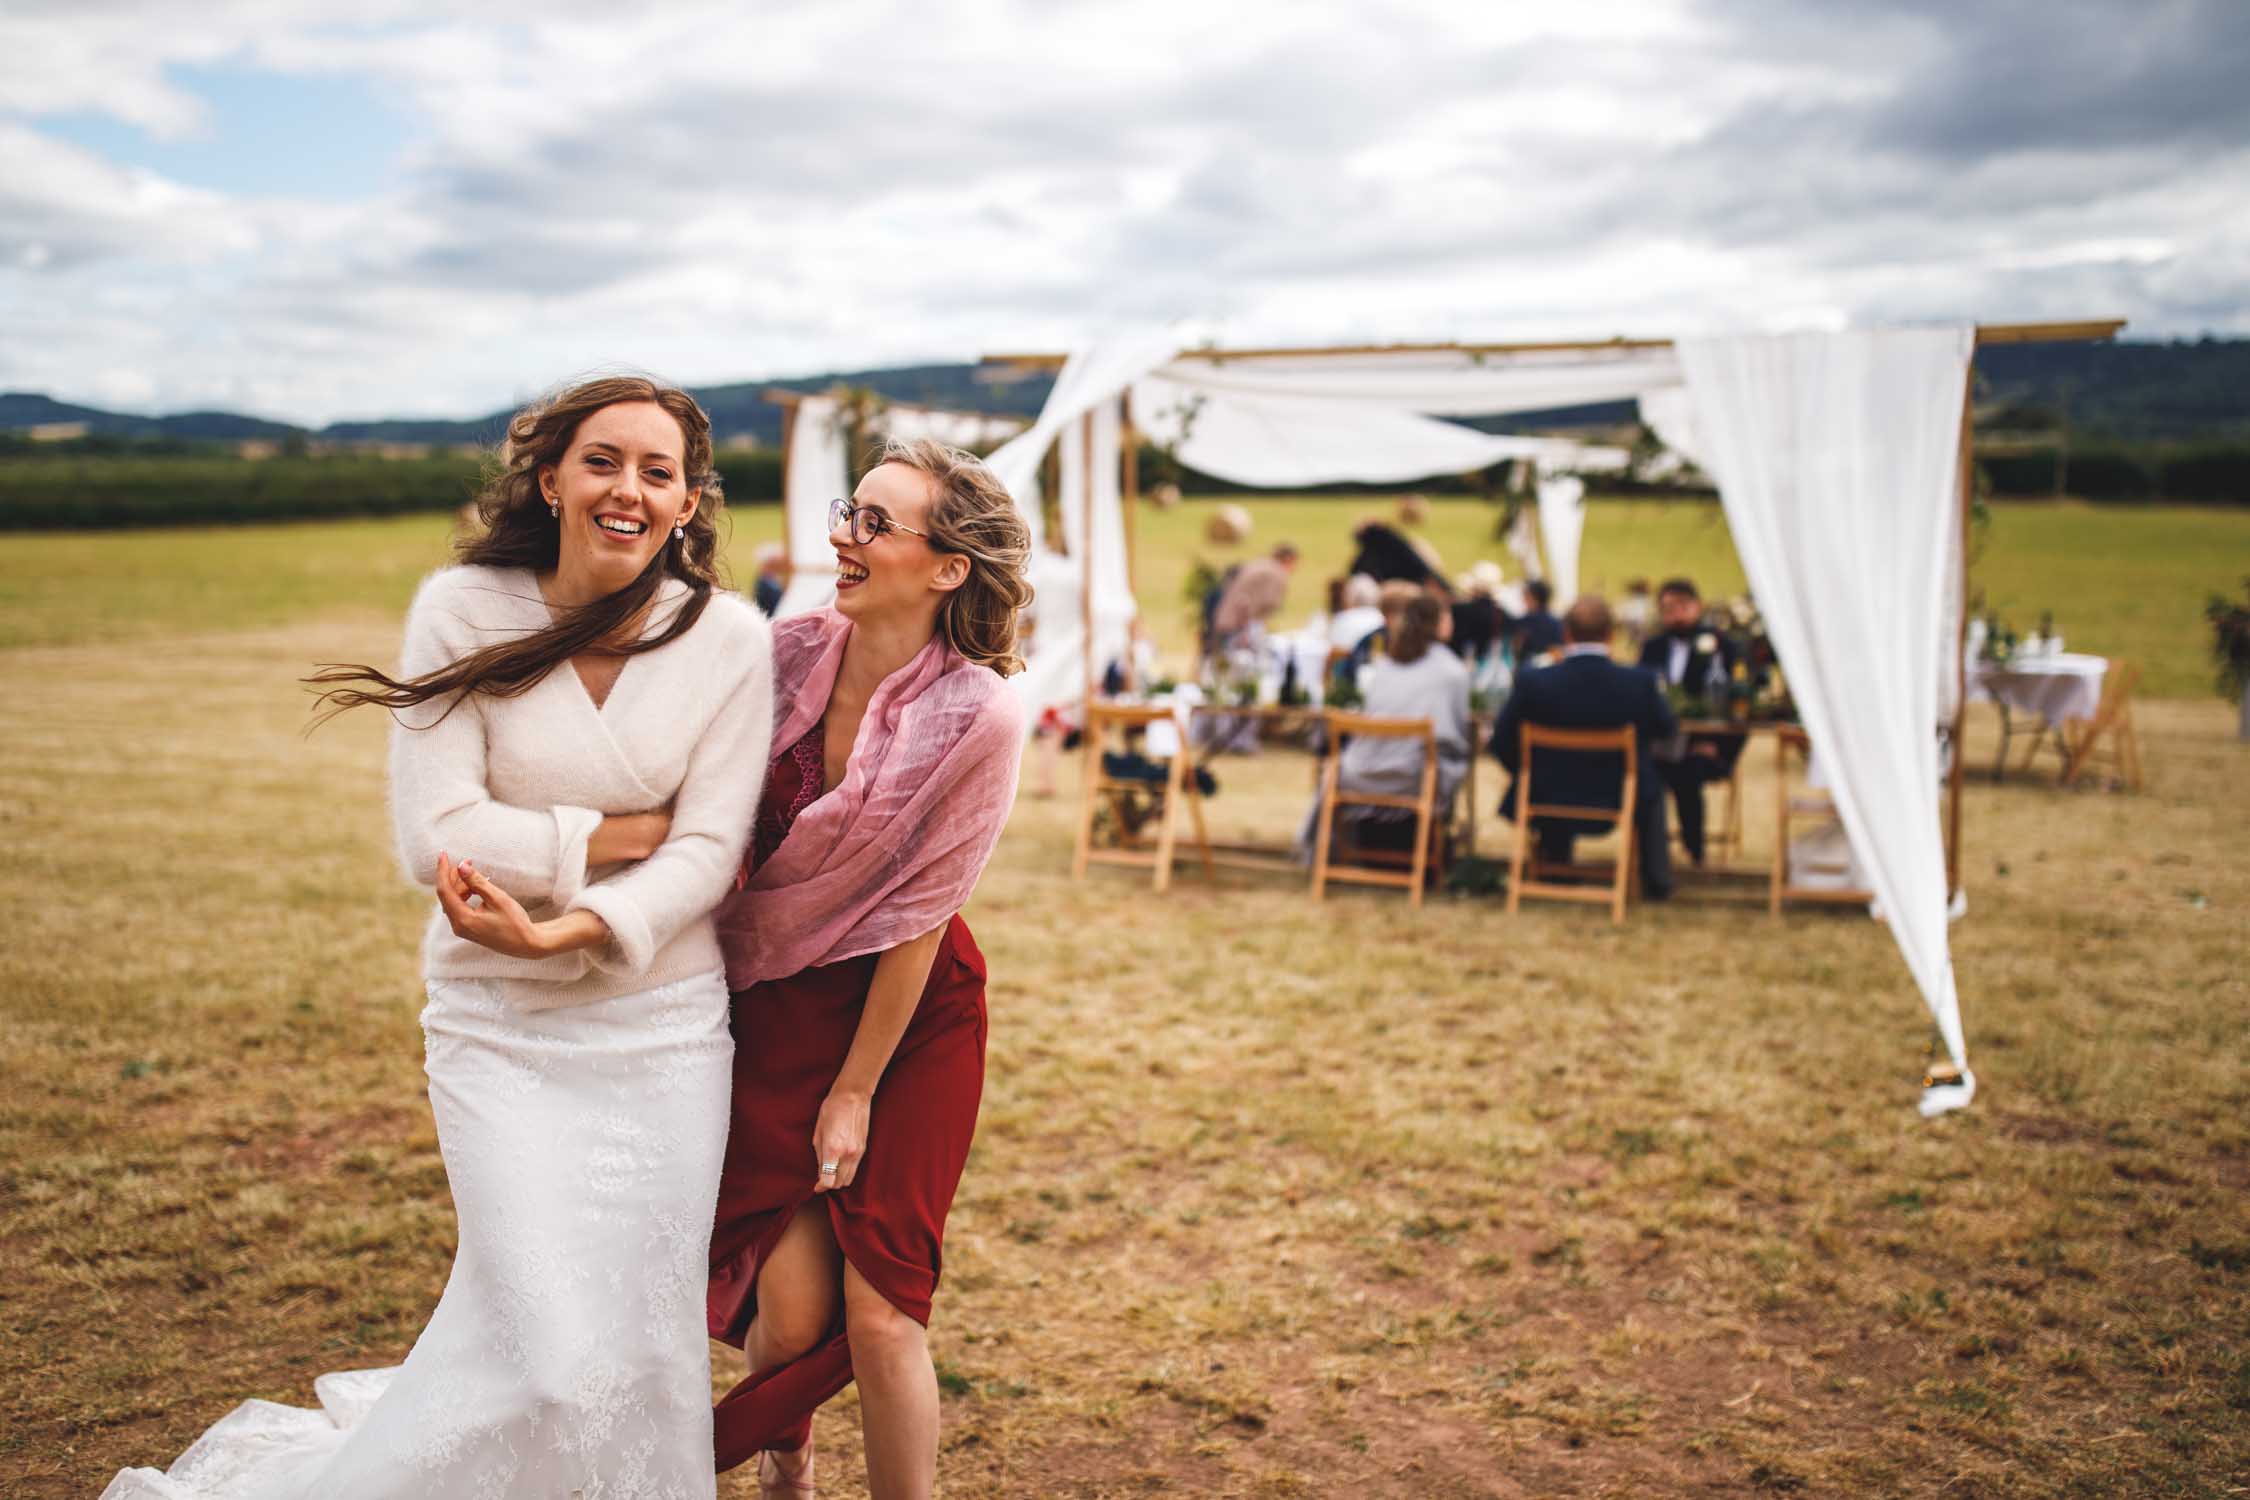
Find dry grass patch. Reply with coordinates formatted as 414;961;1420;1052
3;554;2247;1494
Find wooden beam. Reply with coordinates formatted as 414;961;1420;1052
1967;319;2128;346
1080;409;1097;710
1119;391;1139;595
778;401;799;562
979;319;2127;371
1119;391;1140;693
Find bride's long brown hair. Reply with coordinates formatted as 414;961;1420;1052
307;376;727;725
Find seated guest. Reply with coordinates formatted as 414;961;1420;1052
1328;573;1387;651
1337;578;1430;686
1514;579;1564;660
1450;561;1512;665
1301;594;1470;858
751;542;789;617
1212;541;1298;647
1493;595;1676;899
1635;576;1743;865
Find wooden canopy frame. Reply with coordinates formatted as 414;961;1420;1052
979;317;2128;896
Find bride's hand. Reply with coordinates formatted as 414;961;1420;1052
435;853;549;959
811;1089;869;1193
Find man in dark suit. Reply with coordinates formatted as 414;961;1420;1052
1514;579;1563;660
1494;595;1677;899
1635;577;1742;865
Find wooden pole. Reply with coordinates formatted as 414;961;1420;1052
1946;377;1974;897
1080;410;1097;709
1119;392;1139;692
778;401;800;565
1120;391;1139;596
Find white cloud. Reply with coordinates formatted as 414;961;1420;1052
0;0;2244;424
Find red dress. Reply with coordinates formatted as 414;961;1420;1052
707;718;990;1470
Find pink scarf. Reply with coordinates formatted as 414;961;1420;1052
714;608;1025;988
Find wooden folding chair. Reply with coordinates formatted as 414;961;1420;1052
1504;724;1638;925
1770;726;1872;915
1309;711;1441;907
1071;703;1216;893
2064;661;2144;791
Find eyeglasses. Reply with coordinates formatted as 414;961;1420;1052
829;498;931;547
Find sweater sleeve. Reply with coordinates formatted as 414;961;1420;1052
568;604;775;977
387;571;603;907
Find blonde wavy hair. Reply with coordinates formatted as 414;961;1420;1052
872;437;1033;676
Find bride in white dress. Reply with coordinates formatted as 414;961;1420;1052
102;377;774;1499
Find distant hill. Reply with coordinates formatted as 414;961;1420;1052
5;338;2244;447
0;392;317;442
0;393;151;435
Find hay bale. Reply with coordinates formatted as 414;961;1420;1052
1396;493;1431;526
1148;481;1182;511
1206;503;1254;545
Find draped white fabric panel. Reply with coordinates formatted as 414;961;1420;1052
989;332;1181;553
773;396;850;619
1635;385;1708;473
1059;402;1136;687
1536;476;1587;610
1130;374;1589;487
989;336;1174;717
1679;327;1976;1114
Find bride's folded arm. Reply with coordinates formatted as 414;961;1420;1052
565;625;775;976
388;579;607;907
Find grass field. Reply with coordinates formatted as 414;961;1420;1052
3;495;2241;697
2;502;2246;1497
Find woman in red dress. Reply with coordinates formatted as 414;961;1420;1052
709;438;1030;1498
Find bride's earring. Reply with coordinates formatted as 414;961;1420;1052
673;523;686;543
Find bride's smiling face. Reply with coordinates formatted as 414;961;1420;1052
539;400;699;594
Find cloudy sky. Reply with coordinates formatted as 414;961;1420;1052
4;0;2244;425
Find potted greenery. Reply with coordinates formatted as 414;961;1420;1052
2209;578;2250;743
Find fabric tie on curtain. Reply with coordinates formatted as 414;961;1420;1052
1677;326;1977;1117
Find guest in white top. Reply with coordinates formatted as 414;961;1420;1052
1326;572;1387;652
102;376;774;1500
1301;592;1471;859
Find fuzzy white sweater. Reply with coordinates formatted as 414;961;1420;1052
388;565;774;1010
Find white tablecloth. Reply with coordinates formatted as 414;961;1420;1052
1966;652;2107;728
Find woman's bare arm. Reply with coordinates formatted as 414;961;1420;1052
812;921;950;1192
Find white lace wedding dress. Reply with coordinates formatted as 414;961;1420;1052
101;967;734;1500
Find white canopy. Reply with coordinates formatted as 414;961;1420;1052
988;326;1982;1115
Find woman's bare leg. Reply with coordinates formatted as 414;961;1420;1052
745;1207;842;1484
843;1259;937;1500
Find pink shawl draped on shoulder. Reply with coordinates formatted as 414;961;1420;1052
713;608;1025;989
